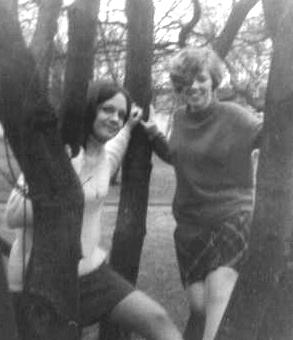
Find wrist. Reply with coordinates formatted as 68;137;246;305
146;125;160;141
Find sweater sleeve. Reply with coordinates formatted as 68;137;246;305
150;132;173;165
226;102;264;152
4;174;33;229
141;121;173;165
105;124;132;176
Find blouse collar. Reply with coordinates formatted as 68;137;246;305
85;135;105;156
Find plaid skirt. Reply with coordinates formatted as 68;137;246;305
174;210;252;286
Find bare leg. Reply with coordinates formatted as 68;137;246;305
202;267;238;340
109;290;183;340
185;282;206;340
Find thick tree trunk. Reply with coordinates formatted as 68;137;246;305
98;1;154;340
112;0;154;287
30;0;62;91
61;0;100;156
0;4;84;340
215;1;293;340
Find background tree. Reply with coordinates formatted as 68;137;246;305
0;2;83;338
215;0;293;339
31;0;269;114
30;0;62;91
98;0;154;339
61;0;100;156
0;1;287;339
0;0;99;339
111;0;154;285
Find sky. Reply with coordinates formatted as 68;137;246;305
62;0;231;23
62;0;261;31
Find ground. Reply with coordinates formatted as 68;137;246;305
0;138;189;339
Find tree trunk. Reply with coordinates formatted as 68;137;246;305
178;0;201;48
0;3;84;340
213;0;259;59
112;0;154;283
30;0;63;91
215;1;293;339
98;1;154;340
61;0;100;156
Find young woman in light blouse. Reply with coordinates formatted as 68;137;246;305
5;80;184;340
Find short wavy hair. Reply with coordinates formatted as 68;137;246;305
83;80;132;147
169;46;224;93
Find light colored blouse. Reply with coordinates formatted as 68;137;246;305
5;125;131;291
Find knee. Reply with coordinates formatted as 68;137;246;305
142;306;184;340
205;267;238;304
186;282;206;314
145;305;172;328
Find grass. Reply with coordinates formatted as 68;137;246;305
82;206;189;339
0;138;188;339
86;156;189;339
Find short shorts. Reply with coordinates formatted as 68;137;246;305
12;262;135;331
80;261;134;326
174;210;252;286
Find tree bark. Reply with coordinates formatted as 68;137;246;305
215;1;293;339
178;0;201;48
261;0;287;40
0;4;84;340
98;1;154;340
213;0;259;59
113;0;154;288
61;0;100;156
30;0;63;91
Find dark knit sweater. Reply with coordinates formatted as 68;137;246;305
152;99;263;225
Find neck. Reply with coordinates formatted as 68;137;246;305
186;97;218;121
85;134;104;155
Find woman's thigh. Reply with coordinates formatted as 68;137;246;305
186;281;206;313
110;290;169;333
80;262;134;327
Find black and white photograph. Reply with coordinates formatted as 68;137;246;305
0;1;292;340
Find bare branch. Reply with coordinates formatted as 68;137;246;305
213;0;259;58
61;0;100;155
178;0;201;48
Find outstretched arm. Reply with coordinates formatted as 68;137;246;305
106;104;143;176
140;118;173;165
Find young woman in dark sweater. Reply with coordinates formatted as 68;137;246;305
142;47;263;340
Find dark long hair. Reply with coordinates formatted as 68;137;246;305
83;80;132;147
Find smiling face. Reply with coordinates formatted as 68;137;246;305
92;92;127;143
180;67;213;112
169;47;224;114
